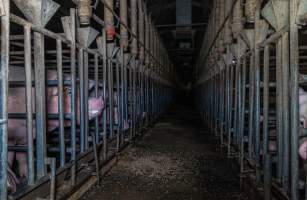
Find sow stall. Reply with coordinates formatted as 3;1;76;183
0;0;174;199
194;0;307;199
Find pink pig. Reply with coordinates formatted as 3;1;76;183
7;66;105;191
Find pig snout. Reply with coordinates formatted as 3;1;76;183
88;96;105;120
299;140;307;160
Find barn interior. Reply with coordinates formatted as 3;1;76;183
0;0;306;199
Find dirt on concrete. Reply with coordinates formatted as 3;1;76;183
82;104;249;200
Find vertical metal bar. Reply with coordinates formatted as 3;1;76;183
78;48;85;153
281;31;290;192
70;8;77;186
34;30;47;179
248;53;255;160
234;58;239;145
225;59;230;149
120;50;125;145
92;53;100;185
116;61;120;151
56;39;65;168
129;60;134;140
228;63;234;157
94;54;99;144
290;0;299;198
123;56;128;134
108;59;114;138
24;25;35;185
254;2;261;185
0;0;9;196
133;59;137;137
102;32;108;160
237;58;242;146
276;39;283;182
84;52;89;149
240;57;246;176
221;66;226;148
0;1;9;198
263;45;271;199
104;0;115;141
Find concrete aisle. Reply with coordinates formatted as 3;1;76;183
82;104;248;200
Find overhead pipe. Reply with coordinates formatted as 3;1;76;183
130;0;138;56
104;0;115;43
138;0;145;61
245;0;257;23
232;0;243;39
120;0;128;50
145;10;150;65
77;0;92;25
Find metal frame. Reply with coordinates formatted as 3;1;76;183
0;0;173;199
194;0;303;199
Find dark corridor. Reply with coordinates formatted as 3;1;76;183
82;99;248;200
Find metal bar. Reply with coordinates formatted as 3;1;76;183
254;2;261;185
248;53;255;160
34;28;47;180
108;59;114;138
84;52;89;150
289;0;299;199
70;8;77;186
79;48;85;153
116;61;120;151
0;0;9;197
102;31;108;160
276;38;283;182
281;31;290;192
94;54;99;144
92;53;100;186
263;45;271;199
24;25;35;185
56;38;66;168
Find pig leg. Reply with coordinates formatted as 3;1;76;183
15;152;28;179
7;141;18;193
7;167;19;193
8;141;15;168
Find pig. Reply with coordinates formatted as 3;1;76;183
7;66;105;191
272;87;307;160
299;87;307;128
298;87;307;160
106;91;130;130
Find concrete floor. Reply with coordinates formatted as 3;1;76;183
82;103;248;200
